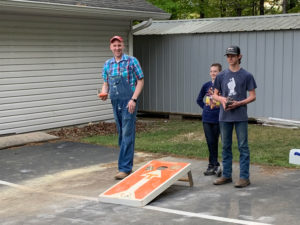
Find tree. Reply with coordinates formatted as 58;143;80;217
260;0;264;15
146;0;180;19
282;0;288;13
288;0;300;13
147;0;300;19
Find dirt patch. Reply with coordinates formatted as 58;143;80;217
48;121;150;141
257;164;298;176
171;131;205;143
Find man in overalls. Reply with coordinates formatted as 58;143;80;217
99;36;144;180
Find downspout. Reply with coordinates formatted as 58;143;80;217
128;18;153;55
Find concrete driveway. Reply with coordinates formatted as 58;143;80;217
0;140;299;225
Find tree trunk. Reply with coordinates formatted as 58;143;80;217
220;0;225;17
235;1;242;16
252;0;256;15
200;0;205;18
289;0;297;11
236;5;242;16
282;0;287;13
260;0;264;15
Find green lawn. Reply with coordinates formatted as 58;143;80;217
82;118;300;168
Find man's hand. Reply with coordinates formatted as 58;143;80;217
127;99;136;114
98;82;109;101
98;92;108;101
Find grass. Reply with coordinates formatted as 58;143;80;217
82;118;300;168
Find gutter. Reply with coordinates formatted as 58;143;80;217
0;0;170;20
132;18;153;34
129;18;153;55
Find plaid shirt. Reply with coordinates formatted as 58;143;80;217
102;54;144;91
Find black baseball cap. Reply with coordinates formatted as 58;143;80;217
225;45;241;55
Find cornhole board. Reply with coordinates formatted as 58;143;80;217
99;160;193;207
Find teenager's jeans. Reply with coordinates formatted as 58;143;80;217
203;122;220;167
219;121;250;179
111;99;137;174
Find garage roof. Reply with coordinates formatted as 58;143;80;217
133;13;300;35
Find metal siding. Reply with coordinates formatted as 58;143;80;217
255;32;266;117
177;37;185;113
190;35;201;113
196;35;208;114
292;31;300;119
264;32;275;117
187;36;194;113
148;38;156;110
164;36;172;112
134;37;145;109
207;35;215;69
239;33;248;70
134;29;300;121
160;37;165;112
273;32;284;118
141;38;150;111
214;35;224;66
246;32;257;117
0;13;131;135
282;31;293;119
154;39;162;111
170;37;178;112
222;33;232;66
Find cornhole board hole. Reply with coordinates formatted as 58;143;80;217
99;160;193;207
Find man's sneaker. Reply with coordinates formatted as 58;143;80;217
214;166;222;177
114;172;130;180
203;166;215;176
234;179;250;188
213;177;232;185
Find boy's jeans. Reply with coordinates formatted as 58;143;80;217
219;121;250;179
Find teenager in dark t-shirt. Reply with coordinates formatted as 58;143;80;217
212;45;257;188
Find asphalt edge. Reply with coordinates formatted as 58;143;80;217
0;132;59;150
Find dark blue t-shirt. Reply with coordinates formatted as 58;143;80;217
197;81;220;124
214;68;257;122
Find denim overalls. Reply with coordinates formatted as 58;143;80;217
108;72;137;174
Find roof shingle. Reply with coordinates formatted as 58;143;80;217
26;0;166;13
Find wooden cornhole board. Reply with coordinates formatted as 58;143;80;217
99;160;193;207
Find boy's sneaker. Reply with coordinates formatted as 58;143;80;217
214;166;222;177
203;166;215;176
